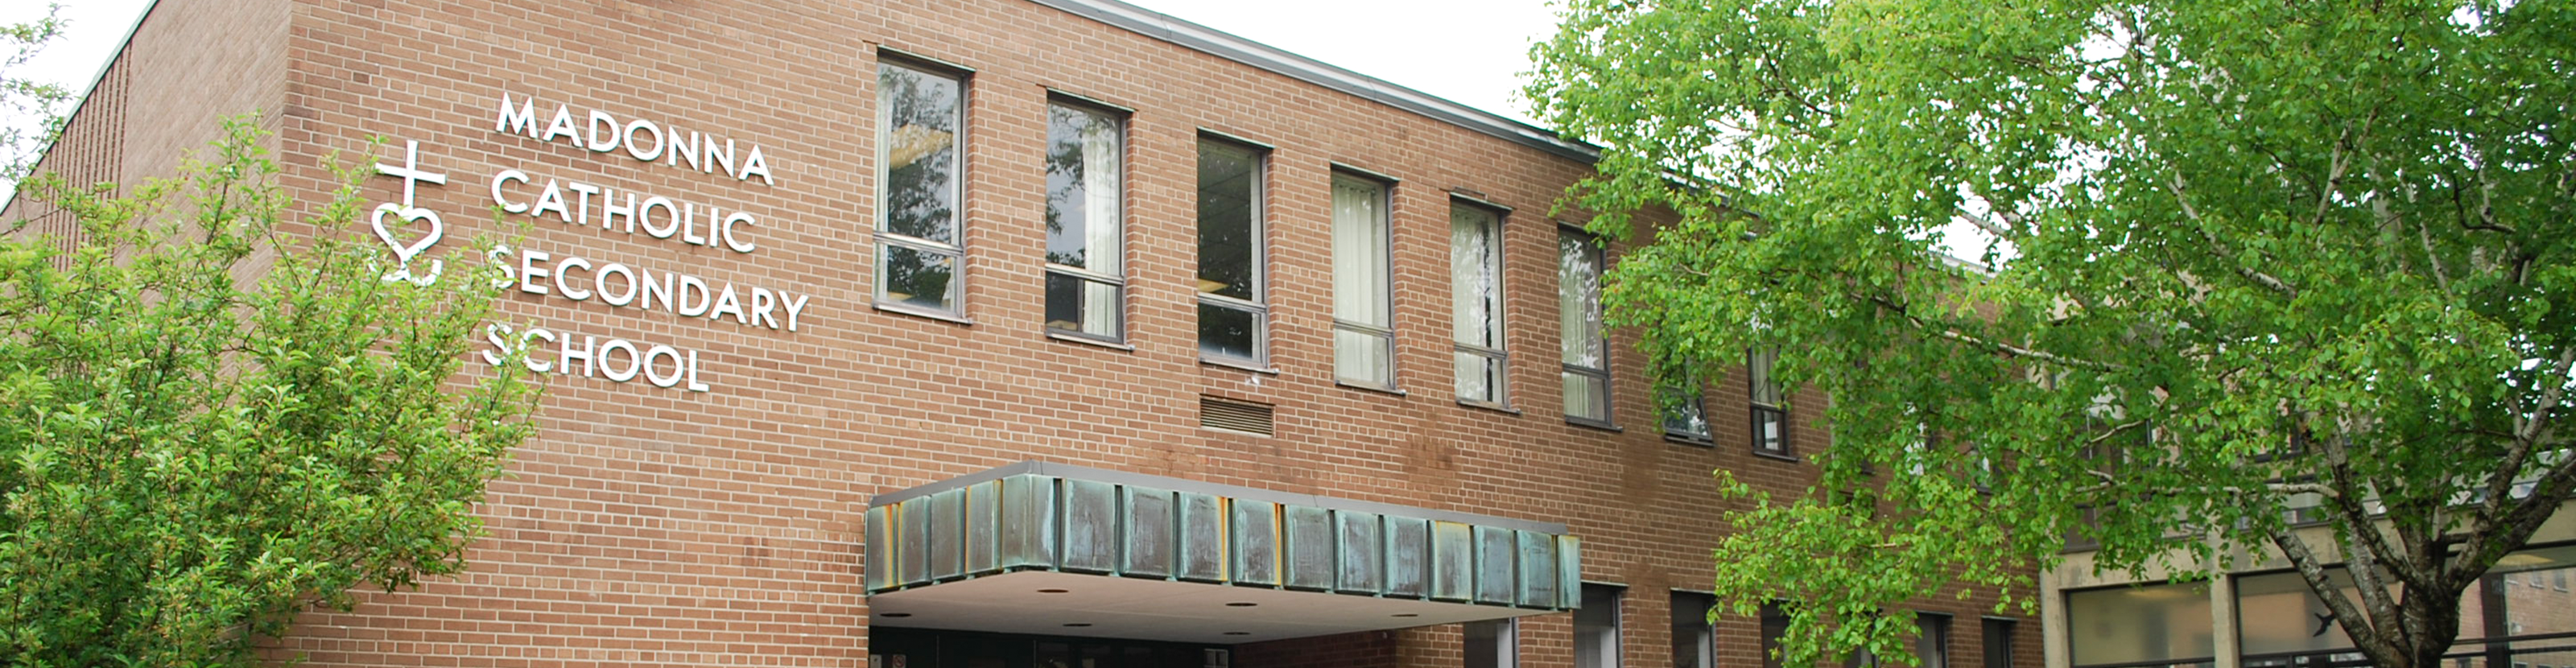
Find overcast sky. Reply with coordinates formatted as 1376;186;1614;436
2;0;1559;126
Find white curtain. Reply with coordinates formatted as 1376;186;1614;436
1451;207;1496;346
1080;118;1121;335
1333;177;1389;383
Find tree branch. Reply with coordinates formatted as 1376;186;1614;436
2168;172;2298;299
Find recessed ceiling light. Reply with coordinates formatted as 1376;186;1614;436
1225;602;1258;608
881;612;914;618
1391;613;1419;618
1224;632;1250;636
1064;623;1094;627
1038;588;1071;594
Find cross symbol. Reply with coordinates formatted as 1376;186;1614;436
373;139;448;206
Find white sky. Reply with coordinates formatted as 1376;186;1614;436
0;0;1559;201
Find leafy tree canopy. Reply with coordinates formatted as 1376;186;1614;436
0;118;539;665
1526;2;2574;667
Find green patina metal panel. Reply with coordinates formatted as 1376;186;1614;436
964;480;1002;576
1283;505;1335;591
998;474;1055;571
1474;525;1517;604
1121;485;1177;579
929;488;966;582
1063;479;1119;574
1516;529;1558;608
1232;498;1280;587
900;498;932;587
1178;492;1226;582
1430;520;1473;601
1385;516;1429;599
1556;536;1582;609
865;505;893;592
1335;511;1383;594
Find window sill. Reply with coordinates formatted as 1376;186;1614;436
1665;435;1716;447
1457;399;1520;415
1566;417;1622;433
1046;331;1133;351
1335;381;1407;397
874;301;973;325
1200;357;1279;375
1750;450;1800;463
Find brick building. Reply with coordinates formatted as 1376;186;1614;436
6;0;2041;666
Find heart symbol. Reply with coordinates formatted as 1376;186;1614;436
371;203;444;266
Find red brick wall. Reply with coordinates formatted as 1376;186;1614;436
18;0;2045;666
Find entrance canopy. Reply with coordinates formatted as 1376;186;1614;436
865;461;1580;644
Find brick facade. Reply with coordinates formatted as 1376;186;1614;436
9;1;2041;666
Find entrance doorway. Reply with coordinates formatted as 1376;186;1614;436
870;627;1232;668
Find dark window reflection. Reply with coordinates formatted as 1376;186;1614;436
1198;302;1258;361
881;244;956;311
1196;142;1258;302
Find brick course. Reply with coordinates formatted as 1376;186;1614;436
10;1;2043;667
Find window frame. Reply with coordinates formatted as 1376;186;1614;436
1451;198;1510;408
1575;583;1625;668
1661;381;1713;446
1195;136;1270;369
1465;617;1518;668
1981;616;2017;668
1916;612;1953;668
1038;95;1129;344
873;54;973;321
1558;225;1614;428
1750;347;1791;456
1670;590;1716;668
1331;170;1399;390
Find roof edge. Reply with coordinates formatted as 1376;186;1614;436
1024;0;1600;164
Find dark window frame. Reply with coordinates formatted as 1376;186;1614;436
1039;94;1130;344
1194;136;1270;369
1559;225;1614;429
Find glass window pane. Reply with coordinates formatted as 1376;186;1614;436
1559;231;1604;367
1467;618;1517;668
1750;348;1784;406
1457;351;1504;404
1576;584;1623;668
1565;371;1609;422
1046;103;1121;274
1336;328;1391;386
1196;142;1259;302
1673;592;1715;668
1662;389;1709;440
2066;581;2214;667
1756;406;1789;453
1982;618;2016;668
1045;273;1120;339
1762;603;1790;668
1198;302;1259;361
880;62;960;245
1452;205;1501;347
879;245;958;311
1332;176;1389;328
1918;614;1951;668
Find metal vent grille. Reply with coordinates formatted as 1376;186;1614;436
1200;396;1275;435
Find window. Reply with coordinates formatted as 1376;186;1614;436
1196;139;1266;365
1981;618;2016;668
876;58;968;316
1451;202;1508;405
1042;100;1124;341
1672;592;1715;668
2066;582;2214;668
1750;348;1789;455
1576;583;1624;668
1761;602;1791;668
1662;384;1711;443
1333;173;1394;388
1559;228;1610;425
1917;613;1952;668
1465;618;1517;668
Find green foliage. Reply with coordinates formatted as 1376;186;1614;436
1529;1;2574;666
0;118;539;665
1;5;69;184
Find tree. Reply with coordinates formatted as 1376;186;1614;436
0;4;68;184
0;117;540;663
1525;2;2574;667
